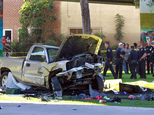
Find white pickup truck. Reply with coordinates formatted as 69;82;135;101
0;34;105;93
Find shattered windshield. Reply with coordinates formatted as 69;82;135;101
47;48;59;63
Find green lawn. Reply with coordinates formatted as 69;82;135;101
1;94;154;108
0;71;154;108
104;70;154;83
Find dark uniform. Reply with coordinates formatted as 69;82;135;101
103;47;117;79
145;45;153;74
128;50;138;79
150;47;154;76
115;47;123;78
138;47;147;79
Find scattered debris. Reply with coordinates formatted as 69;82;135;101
84;98;92;100
93;95;102;100
17;105;21;107
40;95;50;102
114;101;118;103
89;84;107;98
24;93;37;98
120;83;152;94
99;100;107;103
6;88;21;94
6;72;31;91
103;96;110;101
69;93;87;100
73;108;77;110
130;101;134;103
128;95;136;100
104;79;122;91
78;93;86;99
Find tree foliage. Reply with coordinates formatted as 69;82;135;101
114;14;125;42
16;0;59;52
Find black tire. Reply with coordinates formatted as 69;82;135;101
91;76;104;92
0;72;9;90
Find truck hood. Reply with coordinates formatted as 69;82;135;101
55;34;102;61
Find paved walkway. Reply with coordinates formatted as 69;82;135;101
0;102;154;115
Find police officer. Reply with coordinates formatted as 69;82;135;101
103;42;117;79
128;46;138;79
145;41;153;74
115;43;127;79
150;41;154;76
138;43;147;79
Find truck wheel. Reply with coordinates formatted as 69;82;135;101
0;72;9;90
91;75;104;92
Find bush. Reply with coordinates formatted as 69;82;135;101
111;44;118;50
45;33;64;47
11;41;32;52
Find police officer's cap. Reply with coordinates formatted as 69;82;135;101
119;43;123;46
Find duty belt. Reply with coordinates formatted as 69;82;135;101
130;60;137;64
116;58;122;61
105;57;111;61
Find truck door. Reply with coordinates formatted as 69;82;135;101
22;47;46;86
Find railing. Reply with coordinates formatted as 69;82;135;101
3;45;16;57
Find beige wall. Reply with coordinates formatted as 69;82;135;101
61;2;140;46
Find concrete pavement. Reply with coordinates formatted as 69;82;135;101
0;102;154;115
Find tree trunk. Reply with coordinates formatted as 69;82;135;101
80;0;91;34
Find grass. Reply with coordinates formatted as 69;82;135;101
1;94;154;108
0;71;154;108
62;97;154;108
104;71;154;83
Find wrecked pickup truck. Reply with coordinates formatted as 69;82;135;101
0;34;105;93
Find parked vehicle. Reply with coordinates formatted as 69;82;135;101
0;34;105;93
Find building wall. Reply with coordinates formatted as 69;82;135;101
3;0;61;41
3;0;140;46
3;0;24;41
61;2;140;46
140;0;154;31
0;0;3;53
42;1;61;39
140;0;154;45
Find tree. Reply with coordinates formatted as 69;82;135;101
80;0;91;34
18;0;57;51
114;14;125;42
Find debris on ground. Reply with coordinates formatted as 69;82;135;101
120;83;152;94
2;77;154;104
6;72;31;91
99;100;107;103
24;93;37;98
40;95;50;102
17;105;21;107
69;93;87;100
89;84;107;97
73;108;77;110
